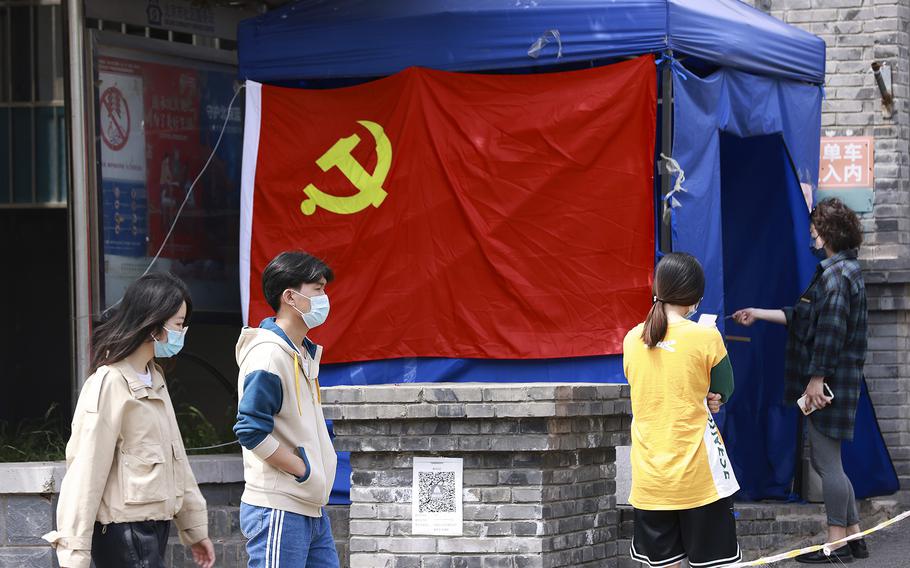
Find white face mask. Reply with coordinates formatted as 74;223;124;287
685;301;700;320
289;289;330;329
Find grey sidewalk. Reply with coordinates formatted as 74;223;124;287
774;523;910;568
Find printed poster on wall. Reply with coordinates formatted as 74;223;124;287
97;48;242;313
98;62;146;182
411;457;463;536
98;61;149;259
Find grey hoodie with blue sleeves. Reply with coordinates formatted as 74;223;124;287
233;318;337;517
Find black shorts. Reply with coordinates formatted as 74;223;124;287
631;496;741;568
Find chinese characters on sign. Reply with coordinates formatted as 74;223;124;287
819;137;873;188
817;136;874;213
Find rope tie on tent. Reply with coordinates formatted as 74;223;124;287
527;29;562;60
729;509;910;566
660;153;687;224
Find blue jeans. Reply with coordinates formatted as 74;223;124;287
240;502;340;568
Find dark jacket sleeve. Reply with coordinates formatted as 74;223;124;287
782;306;794;327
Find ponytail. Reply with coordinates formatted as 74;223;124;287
640;253;705;349
641;298;668;348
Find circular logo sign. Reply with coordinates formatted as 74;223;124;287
100;86;131;151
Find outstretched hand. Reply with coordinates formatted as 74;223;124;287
731;308;757;327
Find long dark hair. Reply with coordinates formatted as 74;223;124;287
641;253;704;348
90;272;193;373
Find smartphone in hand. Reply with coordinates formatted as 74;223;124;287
797;382;834;415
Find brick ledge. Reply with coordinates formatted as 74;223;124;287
0;455;243;494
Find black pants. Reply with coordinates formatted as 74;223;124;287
91;520;171;568
631;497;741;567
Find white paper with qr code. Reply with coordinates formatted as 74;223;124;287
411;457;463;536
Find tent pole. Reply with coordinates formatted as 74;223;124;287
659;52;673;253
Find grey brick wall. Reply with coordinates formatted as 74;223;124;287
0;484;349;568
324;383;900;567
0;457;348;568
741;0;910;504
324;383;632;568
0;495;56;568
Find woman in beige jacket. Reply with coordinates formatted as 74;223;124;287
43;273;215;568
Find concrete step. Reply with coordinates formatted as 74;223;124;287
732;500;899;566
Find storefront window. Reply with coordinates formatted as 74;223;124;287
0;1;67;206
94;41;243;315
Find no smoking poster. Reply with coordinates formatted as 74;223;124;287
98;60;149;261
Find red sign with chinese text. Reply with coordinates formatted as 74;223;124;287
819;136;874;188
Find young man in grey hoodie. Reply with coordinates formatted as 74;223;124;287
233;251;338;567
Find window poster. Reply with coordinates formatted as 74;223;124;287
96;45;243;313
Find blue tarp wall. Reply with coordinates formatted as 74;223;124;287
672;62;897;500
238;0;897;505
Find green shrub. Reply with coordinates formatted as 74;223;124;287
0;401;239;463
0;403;68;462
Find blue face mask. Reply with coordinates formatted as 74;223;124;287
810;231;828;261
290;290;330;329
154;327;186;358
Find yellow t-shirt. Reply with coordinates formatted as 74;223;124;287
622;319;739;510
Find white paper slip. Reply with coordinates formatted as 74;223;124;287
697;313;718;327
411;457;464;536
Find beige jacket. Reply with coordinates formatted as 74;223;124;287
43;362;208;568
235;324;337;517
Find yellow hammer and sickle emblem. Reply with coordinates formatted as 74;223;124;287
300;120;392;216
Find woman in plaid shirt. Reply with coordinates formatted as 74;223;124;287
733;198;869;564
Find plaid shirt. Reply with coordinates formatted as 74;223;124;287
783;249;867;440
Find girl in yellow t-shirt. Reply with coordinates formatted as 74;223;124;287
623;252;740;568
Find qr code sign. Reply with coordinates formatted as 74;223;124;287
417;471;457;513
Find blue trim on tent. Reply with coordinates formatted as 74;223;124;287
320;355;626;387
238;0;825;85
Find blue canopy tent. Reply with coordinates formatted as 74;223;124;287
237;0;897;504
238;0;824;84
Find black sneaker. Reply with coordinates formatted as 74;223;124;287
795;545;854;564
848;538;869;559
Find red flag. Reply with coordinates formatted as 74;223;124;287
242;56;656;363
